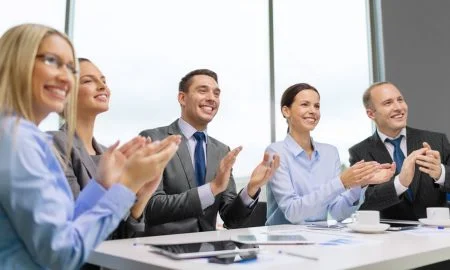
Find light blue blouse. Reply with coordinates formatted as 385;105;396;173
0;116;136;269
266;134;362;225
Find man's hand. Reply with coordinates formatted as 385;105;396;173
416;142;442;179
399;147;427;187
247;152;281;197
210;146;243;196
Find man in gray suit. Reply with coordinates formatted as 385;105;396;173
140;69;279;235
349;82;450;220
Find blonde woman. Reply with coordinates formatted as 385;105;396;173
51;58;152;239
0;24;180;269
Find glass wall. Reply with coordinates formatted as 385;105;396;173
73;1;271;183
273;0;372;166
0;0;66;131
1;0;373;191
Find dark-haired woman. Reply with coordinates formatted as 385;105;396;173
265;83;395;225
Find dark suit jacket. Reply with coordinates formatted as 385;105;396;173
349;127;450;220
50;126;143;239
140;120;255;236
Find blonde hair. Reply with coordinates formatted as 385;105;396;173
0;23;79;163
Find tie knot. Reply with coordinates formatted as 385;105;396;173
385;135;404;147
193;131;206;142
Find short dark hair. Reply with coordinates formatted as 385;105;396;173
179;69;218;92
363;81;393;109
280;83;320;117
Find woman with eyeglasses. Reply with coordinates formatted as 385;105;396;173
50;58;153;241
0;23;180;269
265;83;396;225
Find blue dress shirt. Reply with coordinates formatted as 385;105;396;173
0;116;136;269
266;134;362;225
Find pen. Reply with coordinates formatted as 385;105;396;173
278;250;319;261
133;243;152;246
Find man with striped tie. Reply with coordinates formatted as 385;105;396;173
349;82;450;220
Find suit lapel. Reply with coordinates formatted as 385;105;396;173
368;132;393;164
406;127;422;197
205;138;220;184
60;124;98;179
73;133;98;179
169;121;196;189
92;137;106;154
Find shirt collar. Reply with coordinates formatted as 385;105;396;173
377;127;407;142
4;114;55;144
284;133;319;158
178;117;208;142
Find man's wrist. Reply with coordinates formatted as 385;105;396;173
210;181;220;196
247;182;260;197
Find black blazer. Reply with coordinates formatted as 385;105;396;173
50;126;143;239
140;120;256;236
349;127;450;220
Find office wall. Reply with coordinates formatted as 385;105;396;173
381;0;450;138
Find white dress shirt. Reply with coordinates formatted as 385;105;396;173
178;118;257;209
377;128;446;196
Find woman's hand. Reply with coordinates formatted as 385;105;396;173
120;135;181;193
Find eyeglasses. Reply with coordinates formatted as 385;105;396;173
36;53;78;75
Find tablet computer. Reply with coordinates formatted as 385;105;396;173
380;219;419;231
231;234;314;245
148;241;259;260
382;222;419;231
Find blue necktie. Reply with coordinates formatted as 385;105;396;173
193;132;206;186
385;136;413;200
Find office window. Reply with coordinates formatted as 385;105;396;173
73;1;270;184
273;0;372;166
0;0;66;131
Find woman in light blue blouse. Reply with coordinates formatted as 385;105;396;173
0;24;180;269
266;83;395;225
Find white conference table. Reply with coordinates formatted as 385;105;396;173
87;224;450;270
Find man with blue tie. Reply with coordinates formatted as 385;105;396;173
349;82;450;220
140;69;279;235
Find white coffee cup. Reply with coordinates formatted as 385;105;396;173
426;207;450;220
352;210;380;225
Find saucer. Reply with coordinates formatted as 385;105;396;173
418;218;450;227
347;223;390;233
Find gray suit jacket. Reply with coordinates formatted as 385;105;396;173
349;127;450;220
50;126;143;239
50;128;105;199
140;120;255;236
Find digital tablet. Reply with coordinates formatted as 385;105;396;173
231;234;314;245
148;241;259;260
380;219;420;231
382;222;419;231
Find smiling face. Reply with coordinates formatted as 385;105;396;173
283;89;321;134
178;74;220;130
366;83;408;137
77;60;110;116
31;34;75;124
